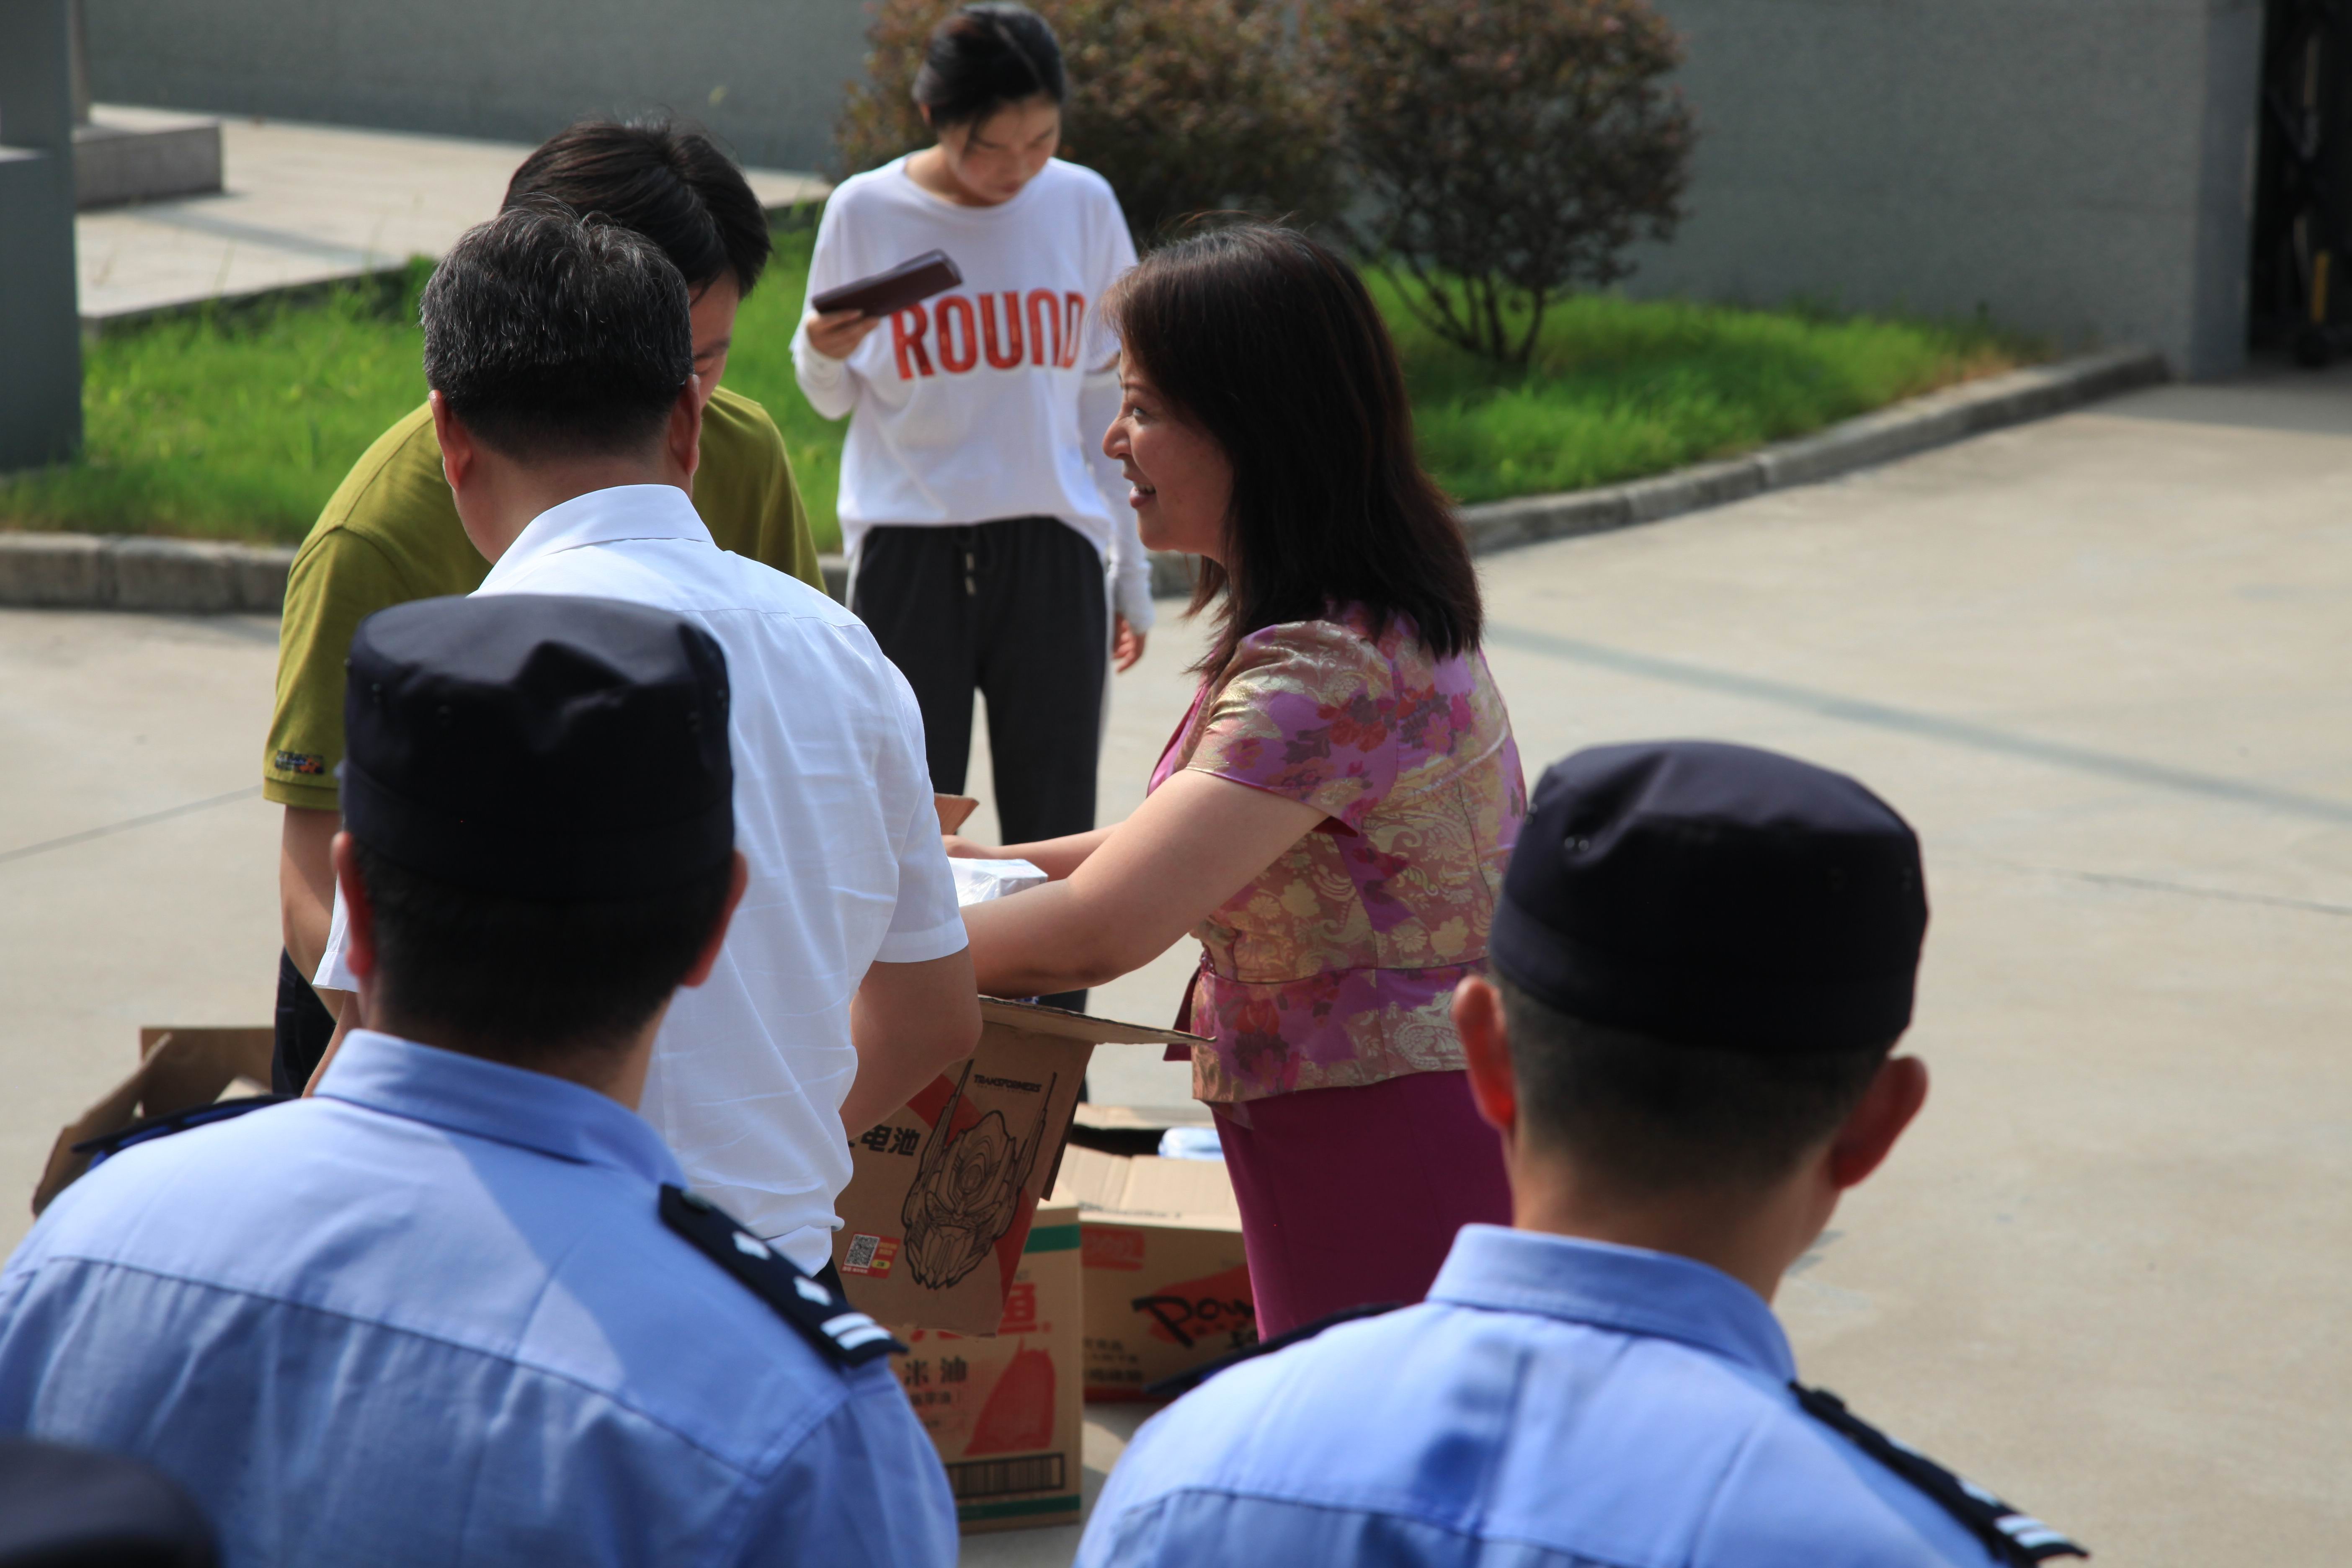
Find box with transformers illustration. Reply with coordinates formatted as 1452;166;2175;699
832;998;1205;1336
891;1199;1083;1534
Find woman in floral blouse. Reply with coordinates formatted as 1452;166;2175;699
957;223;1526;1335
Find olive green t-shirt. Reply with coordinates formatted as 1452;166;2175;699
262;387;823;810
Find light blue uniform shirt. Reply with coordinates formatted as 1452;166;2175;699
0;1031;957;1567
1080;1225;2014;1568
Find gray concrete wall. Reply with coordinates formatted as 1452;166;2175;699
86;0;2268;377
1635;0;2266;378
81;0;871;175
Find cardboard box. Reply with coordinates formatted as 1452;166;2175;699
833;999;1205;1335
892;1199;1084;1534
33;1027;274;1215
934;794;979;834
1050;1143;1257;1401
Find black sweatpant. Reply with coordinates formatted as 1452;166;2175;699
273;947;337;1095
853;516;1106;1013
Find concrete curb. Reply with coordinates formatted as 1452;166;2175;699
0;346;2165;615
0;532;297;613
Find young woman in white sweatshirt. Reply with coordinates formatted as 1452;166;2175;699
794;6;1150;1011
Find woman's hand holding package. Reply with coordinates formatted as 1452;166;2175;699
946;823;1114;882
959;769;1323;998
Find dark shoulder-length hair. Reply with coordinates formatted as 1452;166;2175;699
1105;222;1480;679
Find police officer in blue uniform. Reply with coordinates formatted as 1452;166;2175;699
1079;740;2086;1568
0;592;957;1565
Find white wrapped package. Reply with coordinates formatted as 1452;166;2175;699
950;856;1049;908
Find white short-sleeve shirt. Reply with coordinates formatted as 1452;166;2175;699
318;484;964;1270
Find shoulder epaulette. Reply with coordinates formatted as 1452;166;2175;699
72;1095;290;1163
1144;1300;1398;1400
1793;1383;2086;1565
660;1185;904;1368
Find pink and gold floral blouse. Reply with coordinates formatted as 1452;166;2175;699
1151;604;1526;1104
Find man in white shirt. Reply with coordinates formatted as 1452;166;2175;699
314;201;980;1274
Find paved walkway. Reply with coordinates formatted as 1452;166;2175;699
2;367;2347;1563
75;107;828;326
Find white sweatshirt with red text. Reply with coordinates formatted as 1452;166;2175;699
792;156;1153;630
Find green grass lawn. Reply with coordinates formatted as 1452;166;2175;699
0;223;2034;552
1379;276;2030;504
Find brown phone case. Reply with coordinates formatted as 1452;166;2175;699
810;250;963;317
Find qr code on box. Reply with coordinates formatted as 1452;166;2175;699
842;1233;900;1277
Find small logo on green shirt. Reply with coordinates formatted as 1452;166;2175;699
273;749;326;776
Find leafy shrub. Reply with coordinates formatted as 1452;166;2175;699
836;0;1341;246
1314;0;1696;365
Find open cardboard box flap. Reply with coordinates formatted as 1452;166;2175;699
934;794;979;835
1050;1143;1240;1226
971;998;1202;1048
1047;1142;1254;1398
832;1000;1206;1336
33;1028;274;1215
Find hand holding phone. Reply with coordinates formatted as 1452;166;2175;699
805;309;885;359
803;252;962;360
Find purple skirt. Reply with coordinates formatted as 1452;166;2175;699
1210;1069;1512;1340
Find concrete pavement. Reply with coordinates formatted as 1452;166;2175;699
2;366;2348;1561
75;108;827;326
1467;369;2352;1566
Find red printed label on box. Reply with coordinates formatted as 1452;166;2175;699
1083;1225;1148;1271
998;1280;1039;1333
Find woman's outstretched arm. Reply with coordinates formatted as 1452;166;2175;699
946;825;1116;882
960;769;1325;999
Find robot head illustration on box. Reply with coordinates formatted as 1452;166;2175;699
899;1064;1057;1289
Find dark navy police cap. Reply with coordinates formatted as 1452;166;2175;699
0;1434;219;1565
1489;741;1926;1054
342;594;732;899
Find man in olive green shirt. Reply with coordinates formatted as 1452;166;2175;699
266;119;824;1091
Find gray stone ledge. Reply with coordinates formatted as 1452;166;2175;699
0;533;292;613
0;532;111;606
112;538;246;613
0;346;2164;614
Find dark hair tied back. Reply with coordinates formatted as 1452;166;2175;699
914;3;1067;132
1106;223;1482;679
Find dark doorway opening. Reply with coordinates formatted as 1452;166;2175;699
2249;0;2352;365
